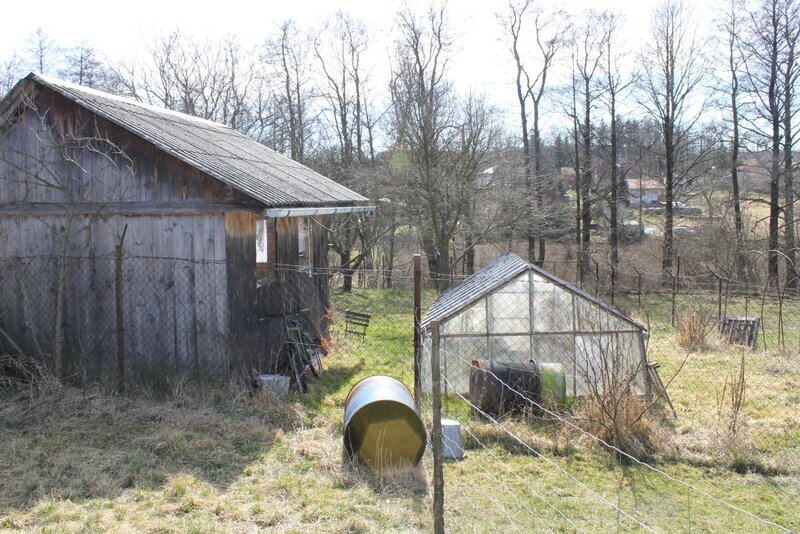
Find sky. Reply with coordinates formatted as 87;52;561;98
0;0;717;130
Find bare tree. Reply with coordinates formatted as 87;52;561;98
719;0;749;281
503;0;570;265
390;5;502;290
262;21;315;162
115;31;256;132
640;0;710;283
741;0;785;286
314;12;379;290
0;54;25;95
599;12;638;268
25;28;59;75
59;43;112;89
779;0;800;288
571;11;609;281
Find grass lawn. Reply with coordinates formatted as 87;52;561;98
1;288;798;532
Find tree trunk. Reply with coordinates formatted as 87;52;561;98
580;82;593;282
662;118;675;286
783;29;797;288
731;95;746;281
768;120;781;287
465;233;476;275
533;105;546;266
728;9;747;282
340;250;353;292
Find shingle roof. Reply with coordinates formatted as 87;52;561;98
421;253;643;330
7;73;370;209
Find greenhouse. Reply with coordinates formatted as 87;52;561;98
421;253;653;398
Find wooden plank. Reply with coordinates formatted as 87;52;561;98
0;201;262;217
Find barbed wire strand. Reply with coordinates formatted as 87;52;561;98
439;372;658;533
439;345;792;533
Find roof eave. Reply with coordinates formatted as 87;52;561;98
264;205;376;218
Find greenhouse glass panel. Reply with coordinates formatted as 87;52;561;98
488;335;530;363
532;334;576;395
617;332;647;393
441;298;487;335
574;334;616;395
574;298;613;332
439;335;488;393
532;281;573;332
488;275;529;333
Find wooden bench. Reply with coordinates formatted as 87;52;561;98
344;310;371;338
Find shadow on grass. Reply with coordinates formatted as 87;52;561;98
0;386;296;508
338;450;428;499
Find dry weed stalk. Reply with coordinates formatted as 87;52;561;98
677;304;714;351
573;337;671;459
716;354;747;436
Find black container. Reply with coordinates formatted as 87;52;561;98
469;359;540;414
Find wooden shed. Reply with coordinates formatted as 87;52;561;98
0;73;373;387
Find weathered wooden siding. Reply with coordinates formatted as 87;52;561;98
224;211;259;380
0;91;251;386
0;88;335;387
0;89;260;208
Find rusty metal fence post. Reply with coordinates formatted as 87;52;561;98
413;254;422;403
115;224;128;394
610;264;616;306
430;321;445;533
670;270;677;327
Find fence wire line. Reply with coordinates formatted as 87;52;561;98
424;431;539;534
447;417;578;532
435;425;558;533
437;344;793;533
438;372;659;534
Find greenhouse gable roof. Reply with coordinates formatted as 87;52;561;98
421;253;643;331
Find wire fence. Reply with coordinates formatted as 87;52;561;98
0;252;798;529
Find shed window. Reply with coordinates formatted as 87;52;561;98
256;219;269;264
298;217;308;257
297;217;314;275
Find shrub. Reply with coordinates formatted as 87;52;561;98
677;305;714;351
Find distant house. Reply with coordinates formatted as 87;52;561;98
0;73;373;386
560;167;577;188
627;179;663;208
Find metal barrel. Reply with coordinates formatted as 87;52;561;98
343;375;427;473
470;359;540;413
538;362;566;406
469;359;566;413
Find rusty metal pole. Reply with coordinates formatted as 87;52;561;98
634;267;642;308
115;224;128;394
671;271;677;327
413;254;422;404
430;321;445;534
610;265;616;306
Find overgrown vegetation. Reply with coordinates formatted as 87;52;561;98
1;288;798;531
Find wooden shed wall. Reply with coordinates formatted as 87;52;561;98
0;92;259;385
1;92;336;386
255;215;331;374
